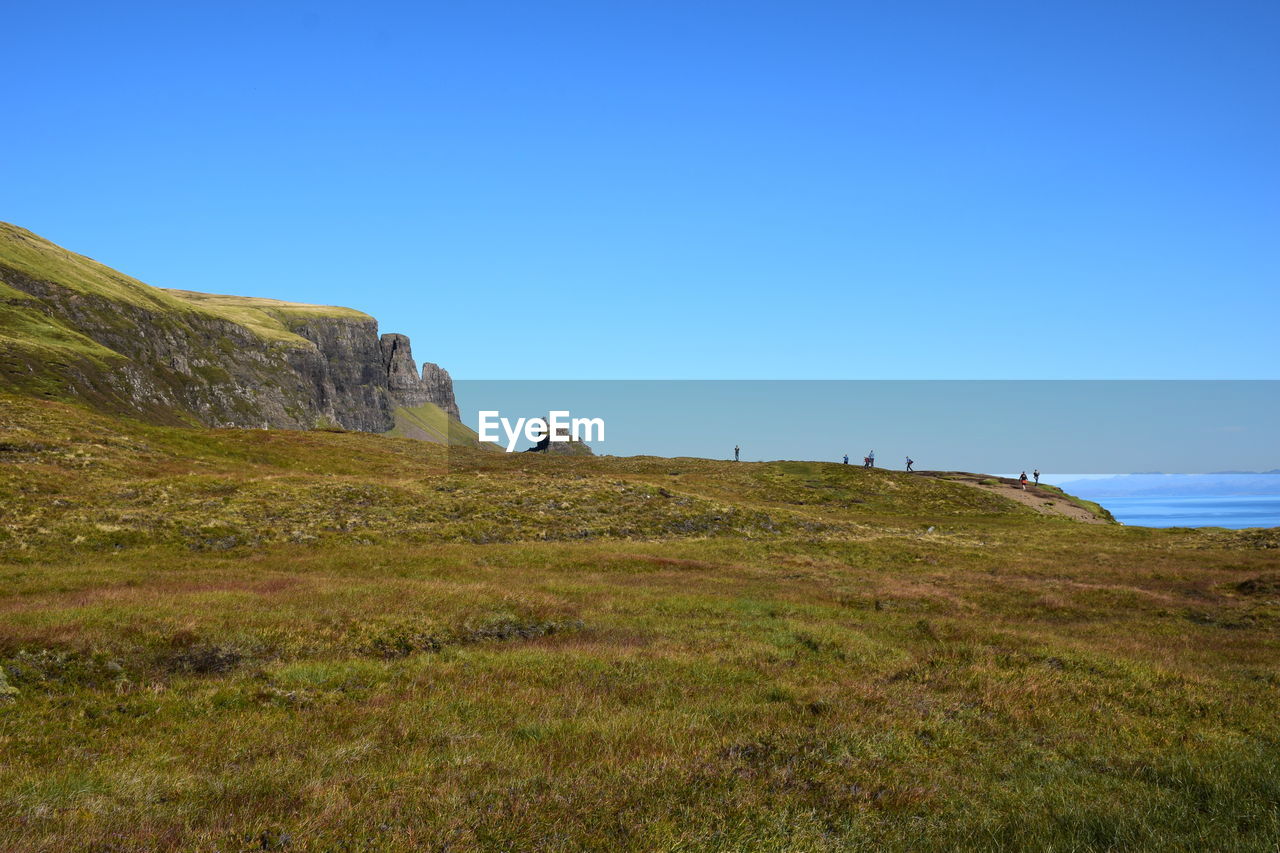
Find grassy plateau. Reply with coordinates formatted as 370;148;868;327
1;394;1278;851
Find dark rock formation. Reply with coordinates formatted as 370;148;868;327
521;414;595;456
420;362;461;421
287;316;398;433
379;335;461;420
380;333;428;407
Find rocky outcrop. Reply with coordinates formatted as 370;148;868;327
287;317;397;433
420;362;461;421
0;223;459;437
523;414;596;456
380;333;426;406
379;335;461;420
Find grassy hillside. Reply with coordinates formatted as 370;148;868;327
0;223;432;433
0;223;351;421
388;400;490;448
0;226;135;400
1;395;1277;851
0;223;365;348
163;289;372;343
0;223;191;314
0;282;126;386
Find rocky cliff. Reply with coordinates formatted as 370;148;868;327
0;223;461;438
379;333;460;420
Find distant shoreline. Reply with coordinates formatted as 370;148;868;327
1056;472;1280;499
1086;494;1280;530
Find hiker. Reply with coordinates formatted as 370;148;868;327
1033;469;1041;485
734;445;740;462
1020;471;1028;490
868;450;875;468
905;457;914;472
843;454;849;465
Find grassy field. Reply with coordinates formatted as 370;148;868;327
1;395;1278;851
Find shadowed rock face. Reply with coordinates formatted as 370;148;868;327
290;316;397;433
379;335;460;420
380;333;427;406
420;362;460;421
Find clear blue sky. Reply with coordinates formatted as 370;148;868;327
5;0;1278;379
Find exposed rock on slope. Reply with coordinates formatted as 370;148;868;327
0;222;461;438
525;414;596;456
419;361;460;421
379;333;459;420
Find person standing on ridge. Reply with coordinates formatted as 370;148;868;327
1020;471;1029;490
734;445;740;462
868;450;875;468
1033;469;1041;486
906;457;914;472
843;454;849;465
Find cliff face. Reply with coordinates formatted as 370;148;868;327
373;333;460;422
378;333;460;420
419;363;460;421
286;315;397;433
0;223;458;437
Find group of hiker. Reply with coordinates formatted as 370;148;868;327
841;451;881;468
838;450;912;471
738;445;921;471
736;446;1039;485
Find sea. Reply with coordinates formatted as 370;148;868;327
1090;495;1280;529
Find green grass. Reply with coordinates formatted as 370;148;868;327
0;222;188;313
389;400;491;447
163;288;372;344
1;222;369;349
1;396;1278;851
0;245;127;366
0;301;122;360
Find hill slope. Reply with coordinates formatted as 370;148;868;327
0;223;463;437
1;395;1277;851
0;395;1039;554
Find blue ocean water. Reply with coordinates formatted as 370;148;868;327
1094;496;1280;529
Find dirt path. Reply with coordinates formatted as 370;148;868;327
921;472;1111;523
